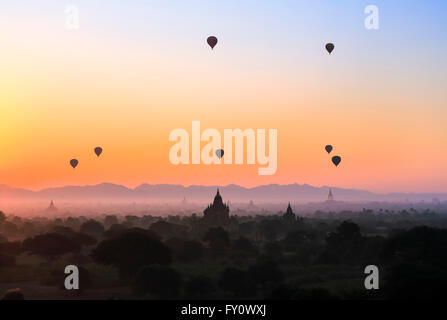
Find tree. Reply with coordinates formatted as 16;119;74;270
204;227;230;251
327;221;362;246
180;240;204;261
232;237;257;254
103;223;126;238
249;259;284;290
1;288;24;300
185;275;216;299
238;222;256;236
381;226;447;266
47;227;96;247
134;265;182;298
283;231;309;248
91;231;171;279
383;260;447;301
150;221;188;239
125;215;141;225
166;238;204;262
23;233;81;260
379;227;447;299
104;226;160;240
0;241;23;255
218;267;256;298
71;232;97;246
2;221;18;235
0;211;6;225
263;242;283;259
80;219;105;236
104;215;118;226
269;285;338;300
0;254;16;267
322;221;364;264
258;219;282;241
65;217;81;229
21;221;37;237
52;226;76;237
384;261;447;300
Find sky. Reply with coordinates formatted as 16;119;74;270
0;0;446;193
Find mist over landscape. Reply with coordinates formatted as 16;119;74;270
1;182;446;219
2;185;447;301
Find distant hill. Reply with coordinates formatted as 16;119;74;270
1;183;446;203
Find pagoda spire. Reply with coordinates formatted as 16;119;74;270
328;189;334;201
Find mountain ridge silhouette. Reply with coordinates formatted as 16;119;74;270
1;183;446;202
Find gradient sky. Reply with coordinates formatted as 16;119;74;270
0;0;446;193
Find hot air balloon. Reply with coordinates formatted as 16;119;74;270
70;159;78;169
325;145;333;154
325;43;334;54
94;147;102;157
332;156;341;167
215;149;224;159
207;36;218;49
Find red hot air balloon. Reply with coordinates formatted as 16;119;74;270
325;43;335;54
94;147;102;157
325;145;333;154
207;36;218;49
70;159;78;169
332;156;341;167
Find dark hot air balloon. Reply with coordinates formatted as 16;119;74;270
325;43;334;54
215;149;224;159
207;36;218;49
332;156;341;167
94;147;102;157
325;145;333;154
70;159;78;169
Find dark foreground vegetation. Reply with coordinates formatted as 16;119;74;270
1;207;447;300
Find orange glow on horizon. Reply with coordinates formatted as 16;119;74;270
1;8;446;194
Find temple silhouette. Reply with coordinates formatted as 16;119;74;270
327;189;335;202
202;189;230;227
46;200;57;213
282;202;296;223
